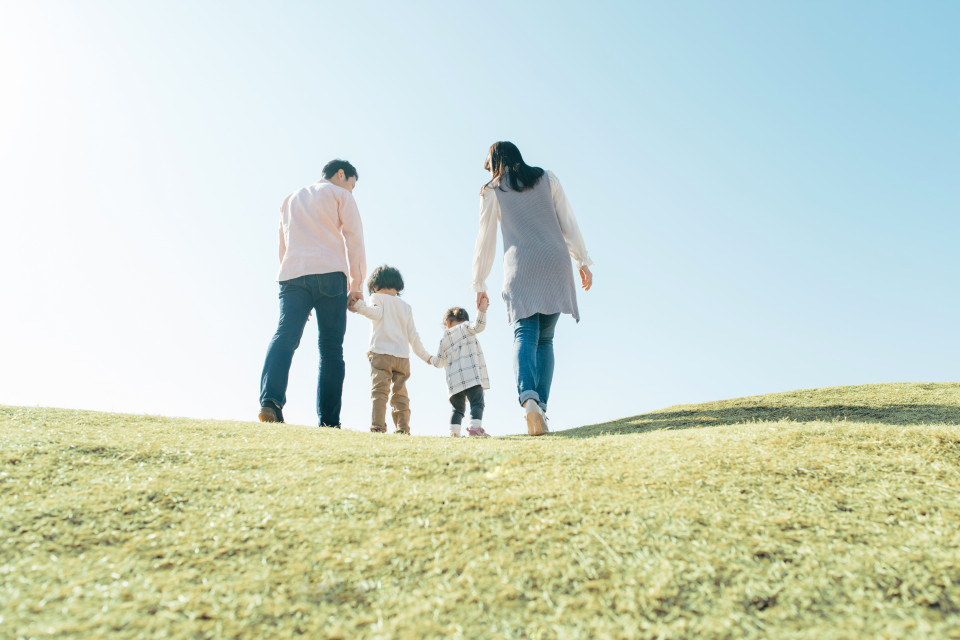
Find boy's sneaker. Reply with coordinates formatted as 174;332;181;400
259;405;283;423
370;425;387;433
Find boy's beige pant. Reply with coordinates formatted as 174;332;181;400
368;352;411;433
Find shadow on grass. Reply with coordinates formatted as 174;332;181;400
552;404;960;439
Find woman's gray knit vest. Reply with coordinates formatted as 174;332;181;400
493;171;580;324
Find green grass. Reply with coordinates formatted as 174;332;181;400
3;382;960;639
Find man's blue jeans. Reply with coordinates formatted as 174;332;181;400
511;312;560;412
260;273;348;427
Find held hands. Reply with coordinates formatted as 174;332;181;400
476;291;490;311
579;266;593;291
347;291;363;312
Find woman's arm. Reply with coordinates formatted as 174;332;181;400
471;188;500;294
548;171;593;269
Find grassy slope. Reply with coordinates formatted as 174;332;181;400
2;383;960;639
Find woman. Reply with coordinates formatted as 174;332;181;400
472;141;593;435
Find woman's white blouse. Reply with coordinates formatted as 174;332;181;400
471;171;593;292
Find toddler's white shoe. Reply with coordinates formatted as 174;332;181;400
466;418;490;437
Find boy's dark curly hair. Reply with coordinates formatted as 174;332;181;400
367;265;404;295
444;306;469;326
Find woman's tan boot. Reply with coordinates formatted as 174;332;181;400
523;400;547;436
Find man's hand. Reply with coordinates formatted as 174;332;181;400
579;266;593;291
347;291;363;312
476;291;490;310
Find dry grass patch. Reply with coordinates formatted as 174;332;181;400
2;383;960;639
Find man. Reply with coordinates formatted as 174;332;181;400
259;159;366;427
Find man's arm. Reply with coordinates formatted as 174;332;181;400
339;192;366;304
278;199;288;262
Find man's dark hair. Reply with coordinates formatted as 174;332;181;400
321;159;358;180
367;265;404;295
444;307;469;326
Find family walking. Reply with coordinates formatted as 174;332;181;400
258;142;593;436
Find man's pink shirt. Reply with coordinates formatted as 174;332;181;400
277;179;366;292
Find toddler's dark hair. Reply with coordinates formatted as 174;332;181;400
444;307;469;326
367;265;404;295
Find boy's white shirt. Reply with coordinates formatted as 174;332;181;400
354;293;432;362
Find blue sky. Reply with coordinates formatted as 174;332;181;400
1;1;957;437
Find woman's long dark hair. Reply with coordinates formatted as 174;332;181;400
482;141;545;193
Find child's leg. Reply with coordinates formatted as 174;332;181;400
368;353;392;432
466;387;490;436
389;357;412;434
449;391;467;436
467;386;485;422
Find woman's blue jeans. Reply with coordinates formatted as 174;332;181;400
511;313;560;412
260;273;348;427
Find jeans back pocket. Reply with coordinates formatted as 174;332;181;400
315;272;347;298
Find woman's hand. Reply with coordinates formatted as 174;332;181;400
579;266;593;291
476;291;490;310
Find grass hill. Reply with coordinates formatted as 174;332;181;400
2;382;960;639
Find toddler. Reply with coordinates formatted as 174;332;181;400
352;265;433;434
431;298;491;437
